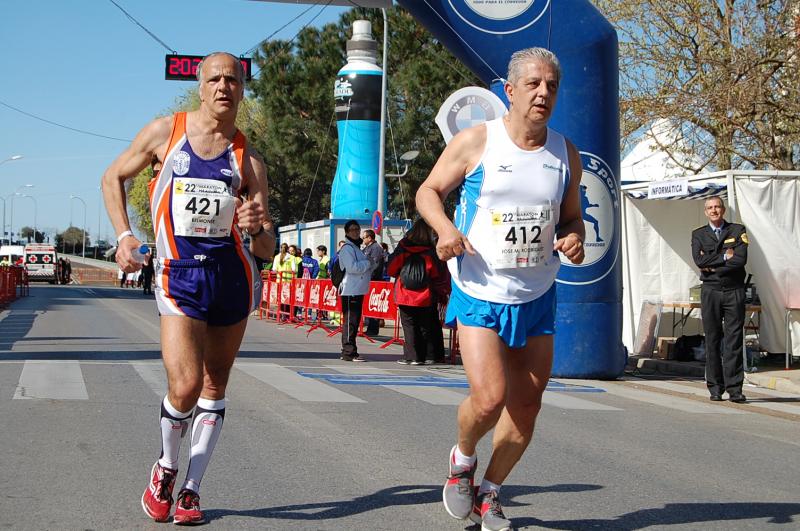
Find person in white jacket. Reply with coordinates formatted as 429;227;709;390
338;220;372;361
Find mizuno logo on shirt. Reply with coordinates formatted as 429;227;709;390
498;165;512;173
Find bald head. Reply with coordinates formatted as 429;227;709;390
196;52;245;86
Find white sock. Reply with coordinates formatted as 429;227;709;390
479;479;501;495
158;397;193;470
182;397;226;494
454;445;477;468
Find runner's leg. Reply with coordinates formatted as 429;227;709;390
161;316;208;412
482;334;553;486
182;318;247;493
456;322;509;457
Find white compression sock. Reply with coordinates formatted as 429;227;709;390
182;397;226;493
158;397;193;470
454;445;477;468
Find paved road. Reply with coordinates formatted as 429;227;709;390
1;285;799;530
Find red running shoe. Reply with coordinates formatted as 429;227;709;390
141;462;177;522
173;489;206;525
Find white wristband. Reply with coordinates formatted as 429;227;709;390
116;230;134;244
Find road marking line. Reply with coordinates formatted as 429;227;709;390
325;364;467;405
599;383;747;414
13;360;88;400
542;392;622;411
626;379;800;416
236;362;365;403
130;361;167;398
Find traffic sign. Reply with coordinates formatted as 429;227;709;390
371;210;383;235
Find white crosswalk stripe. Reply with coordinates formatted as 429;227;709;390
324;364;468;405
130;361;168;398
541;392;622;411
590;381;748;414
235;362;365;403
13;360;88;400
8;360;795;419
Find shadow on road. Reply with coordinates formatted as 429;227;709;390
203;483;601;524
513;501;800;530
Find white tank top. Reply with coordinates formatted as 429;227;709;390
449;117;570;304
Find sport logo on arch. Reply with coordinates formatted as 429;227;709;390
558;152;619;286
449;0;550;35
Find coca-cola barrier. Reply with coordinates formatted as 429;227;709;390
258;273;458;357
0;266;29;307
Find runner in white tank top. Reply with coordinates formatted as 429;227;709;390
450;117;569;304
416;48;586;529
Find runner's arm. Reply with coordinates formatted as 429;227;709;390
554;140;585;264
102;116;172;272
239;148;276;261
416;126;485;261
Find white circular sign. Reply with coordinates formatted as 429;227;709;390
465;0;535;20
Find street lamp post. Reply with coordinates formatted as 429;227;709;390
19;194;37;243
0;155;23;244
8;184;34;245
96;185;102;259
70;195;87;259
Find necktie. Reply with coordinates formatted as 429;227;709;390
714;228;721;240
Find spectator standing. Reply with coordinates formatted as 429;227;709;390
316;245;330;279
338;220;372;361
300;248;320;279
142;252;155;295
387;218;450;365
118;267;126;288
691;196;749;403
361;229;384;335
380;242;390;280
63;258;72;284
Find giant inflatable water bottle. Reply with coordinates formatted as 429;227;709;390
397;0;625;378
330;20;383;219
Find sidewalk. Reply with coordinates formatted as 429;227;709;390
626;355;800;395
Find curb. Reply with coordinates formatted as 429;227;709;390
626;356;705;377
745;372;800;396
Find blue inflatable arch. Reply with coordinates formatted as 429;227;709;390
256;0;625;378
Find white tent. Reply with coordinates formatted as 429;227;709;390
621;119;707;182
621;170;800;365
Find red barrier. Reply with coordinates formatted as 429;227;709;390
305;279;340;335
255;276;459;364
361;281;403;348
0;266;28;306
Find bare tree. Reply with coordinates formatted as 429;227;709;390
595;0;800;170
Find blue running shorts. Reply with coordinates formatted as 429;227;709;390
444;282;556;348
154;255;261;327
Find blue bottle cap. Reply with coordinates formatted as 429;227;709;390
138;245;150;255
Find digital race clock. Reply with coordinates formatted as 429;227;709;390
165;54;252;81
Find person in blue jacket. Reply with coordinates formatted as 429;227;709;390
300;248;320;279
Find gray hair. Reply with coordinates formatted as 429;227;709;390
196;51;246;87
507;47;562;86
704;196;725;208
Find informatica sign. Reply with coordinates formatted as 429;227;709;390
165;54;252;81
647;178;690;199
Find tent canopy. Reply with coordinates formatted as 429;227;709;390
621;170;800;360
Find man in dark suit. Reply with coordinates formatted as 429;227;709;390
691;196;749;403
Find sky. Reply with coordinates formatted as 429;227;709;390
0;0;352;245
